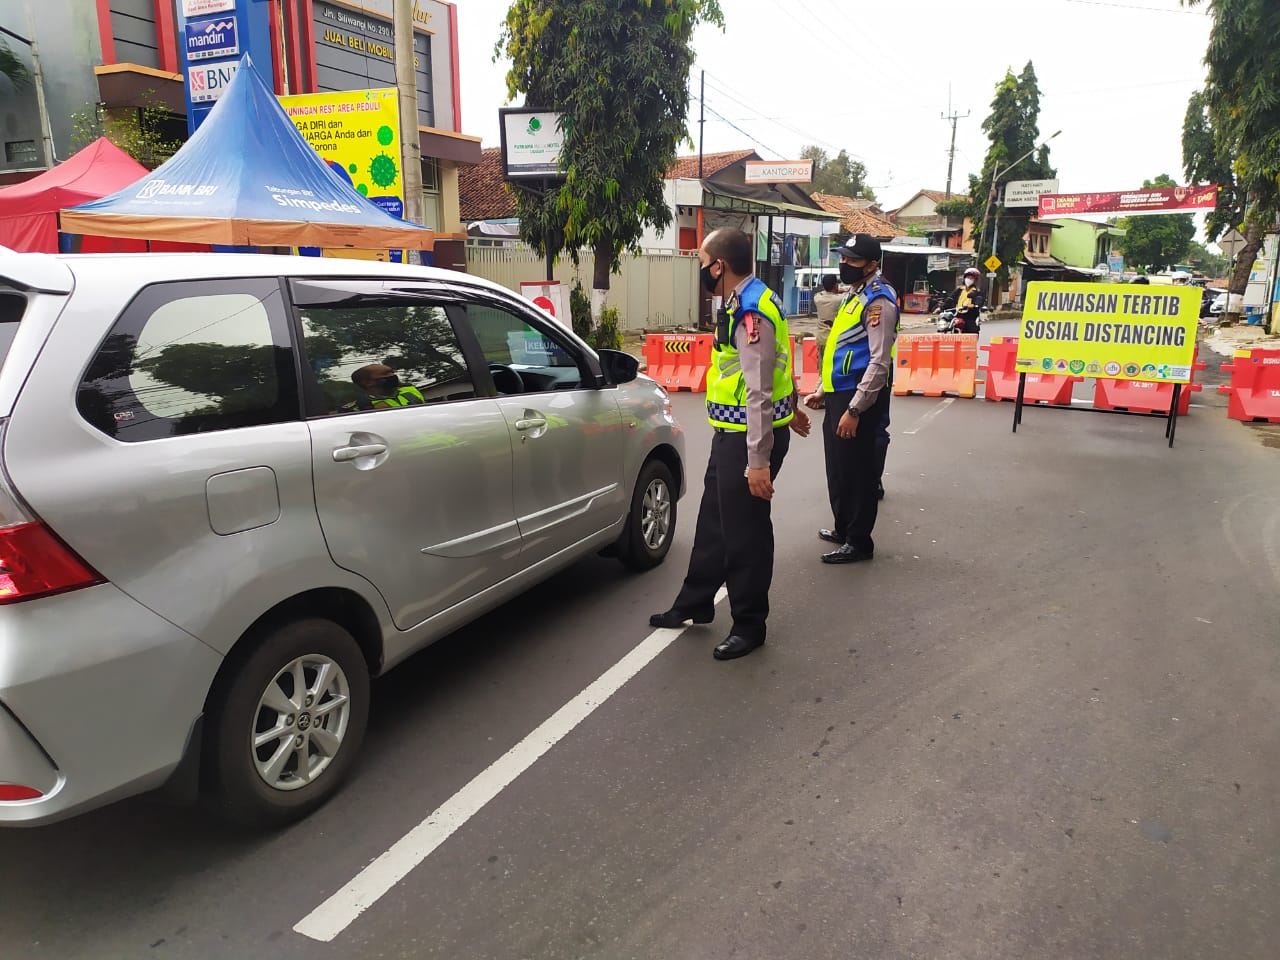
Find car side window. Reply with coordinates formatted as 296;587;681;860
76;279;298;442
296;295;476;416
460;300;584;394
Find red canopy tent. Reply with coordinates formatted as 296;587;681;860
0;138;205;253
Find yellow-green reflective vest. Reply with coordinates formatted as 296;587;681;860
821;276;898;393
705;278;795;430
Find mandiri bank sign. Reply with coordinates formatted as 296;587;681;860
1038;185;1218;219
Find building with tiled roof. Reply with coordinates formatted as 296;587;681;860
667;150;758;180
459;148;517;223
888;189;975;251
811;193;898;240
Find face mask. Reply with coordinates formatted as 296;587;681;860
700;261;721;294
964;278;975;288
373;375;400;393
838;262;863;285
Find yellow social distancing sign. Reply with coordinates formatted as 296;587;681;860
1017;282;1199;383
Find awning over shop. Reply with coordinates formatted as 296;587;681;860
881;243;969;256
61;55;435;251
1022;254;1109;277
702;183;834;221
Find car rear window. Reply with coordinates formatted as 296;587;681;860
76;279;300;442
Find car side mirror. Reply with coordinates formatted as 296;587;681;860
597;348;639;385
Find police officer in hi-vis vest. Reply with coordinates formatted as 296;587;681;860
804;234;898;564
650;229;811;660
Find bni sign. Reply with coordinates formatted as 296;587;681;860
185;17;239;61
188;60;240;103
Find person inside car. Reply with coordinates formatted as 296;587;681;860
344;363;425;411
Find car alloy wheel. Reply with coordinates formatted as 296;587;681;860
641;477;672;551
251;654;351;791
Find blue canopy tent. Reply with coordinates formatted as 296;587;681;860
60;56;433;252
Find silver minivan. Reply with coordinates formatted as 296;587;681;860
0;252;685;826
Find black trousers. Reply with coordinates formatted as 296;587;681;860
673;427;790;643
823;388;890;553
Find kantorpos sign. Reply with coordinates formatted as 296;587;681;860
1038;185;1217;219
1013;281;1200;445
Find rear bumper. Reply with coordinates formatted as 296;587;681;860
0;583;222;826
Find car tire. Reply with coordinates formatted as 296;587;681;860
616;458;676;572
206;618;370;827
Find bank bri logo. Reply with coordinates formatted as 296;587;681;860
184;17;240;62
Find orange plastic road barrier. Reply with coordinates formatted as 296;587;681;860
794;336;820;395
979;337;1078;405
643;333;713;392
1217;348;1280;423
893;334;979;398
1092;346;1207;415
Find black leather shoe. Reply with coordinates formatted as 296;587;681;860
649;607;714;628
817;528;843;544
877;481;885;500
713;634;764;660
821;544;874;564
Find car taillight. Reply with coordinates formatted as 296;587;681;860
0;420;103;604
0;522;103;603
0;784;43;801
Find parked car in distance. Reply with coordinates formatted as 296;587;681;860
0;252;685;827
1200;286;1227;319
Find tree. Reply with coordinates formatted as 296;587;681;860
496;0;723;321
1183;0;1280;324
1186;239;1228;278
0;40;30;90
70;92;183;169
943;63;1055;291
1117;175;1196;273
800;145;875;201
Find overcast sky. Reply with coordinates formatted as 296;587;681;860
456;0;1212;213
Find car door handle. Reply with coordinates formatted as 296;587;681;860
332;443;388;462
514;417;547;432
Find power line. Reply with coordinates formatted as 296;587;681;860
703;105;785;159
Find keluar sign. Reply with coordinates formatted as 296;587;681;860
1017;282;1199;382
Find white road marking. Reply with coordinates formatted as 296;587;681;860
293;585;730;943
904;398;955;435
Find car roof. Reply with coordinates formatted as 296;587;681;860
42;251;518;299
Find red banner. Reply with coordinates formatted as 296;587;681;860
1038;185;1218;218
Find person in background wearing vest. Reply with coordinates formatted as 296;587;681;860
649;229;811;660
804;234;898;564
343;363;426;411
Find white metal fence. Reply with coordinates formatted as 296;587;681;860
465;244;700;331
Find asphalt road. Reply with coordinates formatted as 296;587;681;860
5;318;1279;960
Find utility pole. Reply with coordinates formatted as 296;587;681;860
697;70;706;249
393;0;425;262
941;88;968;200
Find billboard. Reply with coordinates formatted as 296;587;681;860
1004;178;1058;208
279;89;404;223
743;160;814;185
500;109;566;180
1017;282;1199;382
1038;186;1218;219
